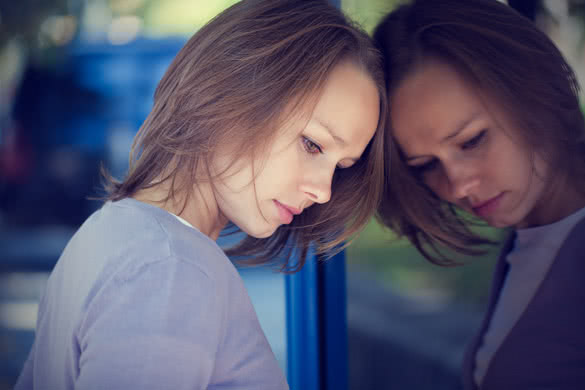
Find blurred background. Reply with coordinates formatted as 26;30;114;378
1;0;584;389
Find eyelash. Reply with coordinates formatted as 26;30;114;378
301;136;349;169
410;130;488;175
411;159;438;175
461;129;487;150
302;136;323;155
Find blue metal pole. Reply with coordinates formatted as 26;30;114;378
285;253;320;390
285;249;348;390
319;250;348;390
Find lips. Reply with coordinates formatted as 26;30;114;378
274;200;302;224
471;192;505;218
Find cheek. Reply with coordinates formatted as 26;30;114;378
254;159;285;191
523;156;550;199
263;149;304;186
490;132;533;180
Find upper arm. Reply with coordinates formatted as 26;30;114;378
75;258;224;390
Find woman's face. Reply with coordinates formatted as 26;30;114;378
390;60;551;228
212;61;380;238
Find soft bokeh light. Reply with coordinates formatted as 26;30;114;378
108;15;142;45
80;1;113;41
39;15;77;46
109;0;146;15
143;0;239;36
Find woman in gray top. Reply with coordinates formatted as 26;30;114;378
15;1;388;389
374;0;585;388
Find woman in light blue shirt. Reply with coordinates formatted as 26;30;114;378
15;1;387;388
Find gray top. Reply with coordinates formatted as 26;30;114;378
474;205;585;386
15;198;288;390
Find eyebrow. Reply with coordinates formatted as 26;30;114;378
440;112;481;143
405;112;481;162
314;118;359;162
315;118;347;145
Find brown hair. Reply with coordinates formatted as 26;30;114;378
374;0;585;265
103;0;387;271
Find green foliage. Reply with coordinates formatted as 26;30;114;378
342;0;404;33
142;0;239;36
347;219;507;306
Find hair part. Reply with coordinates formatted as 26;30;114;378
374;0;585;265
101;0;387;271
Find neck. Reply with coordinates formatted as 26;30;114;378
133;180;227;240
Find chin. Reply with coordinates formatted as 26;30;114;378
243;225;278;239
486;221;509;229
483;216;517;229
253;231;274;239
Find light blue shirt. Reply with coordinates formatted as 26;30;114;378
15;198;288;390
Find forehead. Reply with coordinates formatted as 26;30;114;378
390;61;484;153
312;61;380;146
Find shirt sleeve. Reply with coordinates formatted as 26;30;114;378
75;257;224;390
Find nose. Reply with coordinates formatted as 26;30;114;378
444;162;480;201
299;168;333;205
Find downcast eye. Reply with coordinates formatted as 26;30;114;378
302;136;322;154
